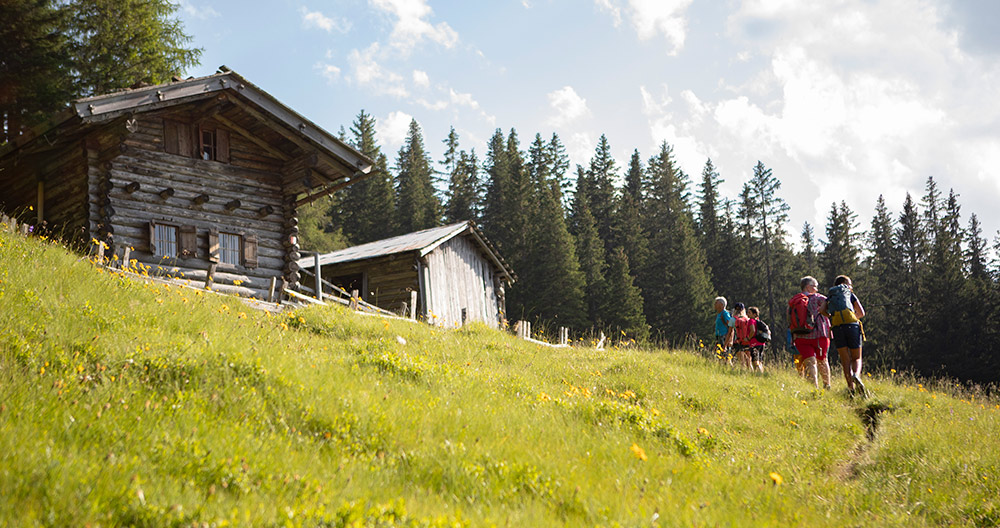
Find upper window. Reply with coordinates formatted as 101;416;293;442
162;119;230;163
200;129;216;160
154;224;178;258
219;232;241;266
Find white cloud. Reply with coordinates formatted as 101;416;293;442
596;0;693;54
313;62;341;83
449;89;480;110
412;70;430;88
370;0;459;55
300;7;350;33
347;44;409;98
546;86;591;127
176;0;219;20
660;0;1000;236
416;99;448;111
377;111;415;150
595;0;623;27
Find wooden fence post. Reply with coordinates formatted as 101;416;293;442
559;327;568;346
205;263;217;289
268;276;277;303
410;290;418;320
350;289;359;310
313;252;323;302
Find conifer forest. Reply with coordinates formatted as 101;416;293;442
300;114;1000;388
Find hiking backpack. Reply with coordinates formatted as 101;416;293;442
827;284;859;326
735;317;753;345
788;293;816;335
755;320;771;343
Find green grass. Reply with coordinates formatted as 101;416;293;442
1;229;998;527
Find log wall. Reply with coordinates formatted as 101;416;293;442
99;115;289;299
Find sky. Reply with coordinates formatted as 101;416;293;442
175;0;1000;248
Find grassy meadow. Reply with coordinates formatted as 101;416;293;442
0;228;998;527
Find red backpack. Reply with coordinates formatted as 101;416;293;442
788;293;816;335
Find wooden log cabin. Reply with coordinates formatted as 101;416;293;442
0;69;373;300
298;221;515;328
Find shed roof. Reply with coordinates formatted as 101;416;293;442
299;221;515;282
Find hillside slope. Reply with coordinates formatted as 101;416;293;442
0;230;997;527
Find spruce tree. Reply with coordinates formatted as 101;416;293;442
480;129;510;249
0;0;74;138
393;119;440;234
343;110;394;244
744;161;790;326
68;0;202;96
819;201;862;287
586;134;618;249
570;165;609;327
515;134;587;328
799;222;820;277
894;192;927;369
859;196;901;367
604;247;649;342
611;150;650;287
919;189;969;377
444;149;480;223
641;142;714;343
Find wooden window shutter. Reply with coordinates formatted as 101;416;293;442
208;227;220;263
178;225;197;258
148;220;157;254
243;233;258;269
177;121;194;158
163;120;179;154
216;128;230;163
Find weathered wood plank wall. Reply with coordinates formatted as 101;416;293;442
423;235;500;328
315;254;419;314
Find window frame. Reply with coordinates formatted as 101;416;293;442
218;231;242;267
150;221;179;259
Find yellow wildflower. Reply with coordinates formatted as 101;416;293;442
630;443;647;461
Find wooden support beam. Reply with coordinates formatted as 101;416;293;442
213;113;290;161
410;290;418;320
294;176;357;207
36;181;44;224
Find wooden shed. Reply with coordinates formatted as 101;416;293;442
298;221;515;328
0;69;372;299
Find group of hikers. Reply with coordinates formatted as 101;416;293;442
712;274;869;397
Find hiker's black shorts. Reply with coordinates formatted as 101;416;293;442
832;324;862;349
749;345;764;363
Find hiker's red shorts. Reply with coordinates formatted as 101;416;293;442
794;337;830;360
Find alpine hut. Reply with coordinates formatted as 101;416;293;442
298;221;515;328
0;69;373;300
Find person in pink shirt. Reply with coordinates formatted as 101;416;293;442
732;303;752;369
790;276;833;389
746;306;766;373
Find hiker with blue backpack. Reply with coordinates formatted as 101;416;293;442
788;276;833;389
828;275;868;396
713;296;736;363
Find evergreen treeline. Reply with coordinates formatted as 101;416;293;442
307;113;1000;386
